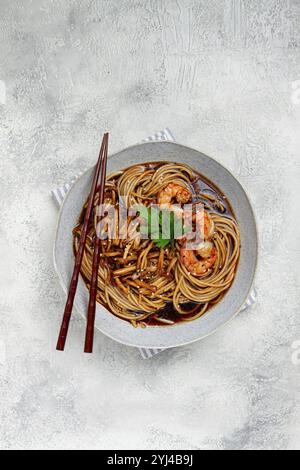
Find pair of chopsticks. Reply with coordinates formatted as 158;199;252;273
56;133;109;353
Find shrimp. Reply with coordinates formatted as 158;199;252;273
180;211;217;277
194;210;215;240
195;240;215;258
180;241;217;277
184;210;215;241
158;183;191;208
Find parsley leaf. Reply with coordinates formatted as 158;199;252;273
136;205;191;249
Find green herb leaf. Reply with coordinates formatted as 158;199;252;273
153;238;171;249
135;205;191;249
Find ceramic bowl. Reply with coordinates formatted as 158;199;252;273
54;141;258;349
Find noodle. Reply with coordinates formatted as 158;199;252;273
73;162;241;327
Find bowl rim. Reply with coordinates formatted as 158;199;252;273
53;140;259;349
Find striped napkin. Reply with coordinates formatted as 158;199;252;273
52;129;257;359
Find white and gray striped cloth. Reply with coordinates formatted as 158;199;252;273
52;128;257;359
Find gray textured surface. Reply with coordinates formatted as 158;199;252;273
0;0;299;450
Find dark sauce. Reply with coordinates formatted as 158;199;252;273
147;302;203;326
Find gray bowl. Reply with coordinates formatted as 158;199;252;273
54;141;258;349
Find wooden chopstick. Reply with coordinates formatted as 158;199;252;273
56;133;109;351
84;134;109;353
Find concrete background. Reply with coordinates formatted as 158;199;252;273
0;0;299;450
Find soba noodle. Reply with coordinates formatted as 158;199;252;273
73;162;240;327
